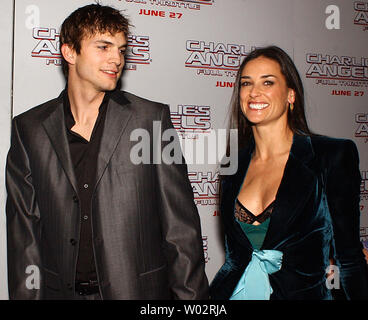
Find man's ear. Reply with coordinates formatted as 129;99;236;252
61;44;76;65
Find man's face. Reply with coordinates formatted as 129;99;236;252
71;31;127;93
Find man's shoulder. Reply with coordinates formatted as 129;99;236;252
112;90;168;113
14;94;62;124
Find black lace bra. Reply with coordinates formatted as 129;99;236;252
235;199;275;224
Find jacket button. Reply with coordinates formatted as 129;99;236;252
70;238;77;246
72;195;79;203
67;283;73;290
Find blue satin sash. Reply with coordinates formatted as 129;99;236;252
230;249;283;300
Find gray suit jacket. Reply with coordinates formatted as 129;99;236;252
6;90;209;299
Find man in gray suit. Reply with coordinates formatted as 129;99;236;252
6;3;208;300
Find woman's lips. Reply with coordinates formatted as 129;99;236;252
248;103;269;110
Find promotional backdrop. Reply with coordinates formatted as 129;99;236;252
0;0;367;299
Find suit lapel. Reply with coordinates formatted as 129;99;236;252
42;91;133;195
94;93;132;189
42;94;78;193
223;143;254;249
225;135;317;251
262;134;316;249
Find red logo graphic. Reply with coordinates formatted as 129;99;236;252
202;236;209;263
305;53;368;87
185;40;249;77
171;105;211;139
31;29;150;70
189;171;219;206
361;227;368;241
31;27;61;66
124;0;213;10
355;113;368;143
354;1;368;30
361;170;368;200
125;35;151;70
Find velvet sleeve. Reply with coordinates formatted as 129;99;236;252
326;139;368;299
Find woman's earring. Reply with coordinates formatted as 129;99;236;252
289;103;294;111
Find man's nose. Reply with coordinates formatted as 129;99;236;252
109;48;122;66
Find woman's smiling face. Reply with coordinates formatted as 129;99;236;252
239;56;295;128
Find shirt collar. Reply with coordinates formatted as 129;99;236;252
63;90;111;130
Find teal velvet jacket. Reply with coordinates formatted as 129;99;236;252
210;134;368;300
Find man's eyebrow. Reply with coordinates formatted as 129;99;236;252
94;40;127;48
95;40;113;45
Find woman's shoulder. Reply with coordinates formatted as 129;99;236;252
308;134;359;170
310;134;358;155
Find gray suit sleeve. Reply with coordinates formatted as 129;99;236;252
6;118;43;299
155;105;209;299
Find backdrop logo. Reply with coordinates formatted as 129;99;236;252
361;170;368;200
171;105;211;139
361;227;368;240
202;236;209;263
354;1;368;30
125;0;213;10
125;35;151;70
31;27;61;66
31;29;151;69
189;171;219;206
306;53;368;87
355;113;368;143
185;40;249;77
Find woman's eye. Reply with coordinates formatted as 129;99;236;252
241;81;250;87
264;80;274;86
98;46;107;50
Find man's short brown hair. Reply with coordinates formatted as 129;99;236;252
60;3;130;77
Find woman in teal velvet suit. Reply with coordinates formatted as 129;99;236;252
210;46;368;300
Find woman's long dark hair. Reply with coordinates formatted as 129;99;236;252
228;45;312;151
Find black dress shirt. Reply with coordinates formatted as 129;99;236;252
64;91;109;284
